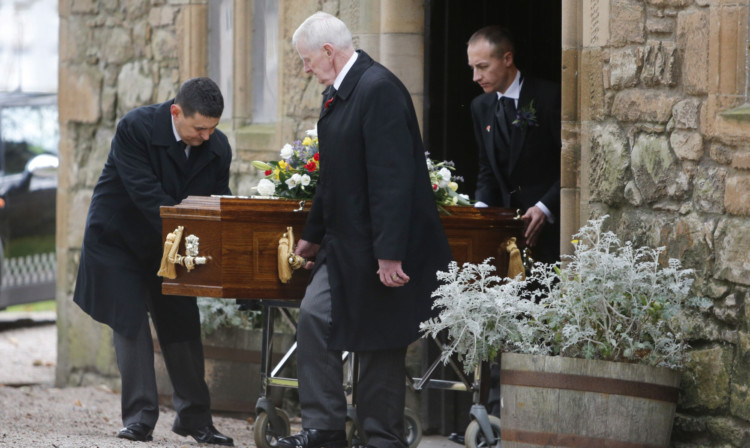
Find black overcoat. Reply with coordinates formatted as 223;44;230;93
302;51;452;351
73;100;232;340
471;77;561;263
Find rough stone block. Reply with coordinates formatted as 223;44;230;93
732;151;750;170
672;98;702;129
67;190;93;248
99;27;134;65
646;16;675;34
580;49;605;121
725;173;750;216
677;9;709;95
715;217;750;285
59;65;103;124
612;89;680;123
588;123;629;204
710;142;734;165
709;5;748;96
679;345;731;411
149;6;179;27
152;29;178;62
631;133;687;203
610;0;645;46
641;40;677;87
116;60;155;113
583;0;611;47
71;0;98;13
609;47;642;89
647;0;692;6
670;130;704;161
693;166;727;214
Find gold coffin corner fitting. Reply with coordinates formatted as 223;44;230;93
157;225;210;279
278;226;306;284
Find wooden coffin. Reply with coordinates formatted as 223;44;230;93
160;196;525;301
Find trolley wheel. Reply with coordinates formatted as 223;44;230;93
464;415;501;448
345;408;422;448
254;408;291;448
403;407;423;448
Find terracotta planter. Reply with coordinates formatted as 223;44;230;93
500;353;680;448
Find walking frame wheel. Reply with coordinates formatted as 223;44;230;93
254;407;291;448
464;414;501;448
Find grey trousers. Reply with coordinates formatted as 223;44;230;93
298;262;407;448
112;302;212;430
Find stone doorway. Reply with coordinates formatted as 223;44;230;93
420;0;563;436
424;0;562;197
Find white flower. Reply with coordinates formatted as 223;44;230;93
300;174;311;186
280;143;294;159
286;173;302;188
305;126;318;138
256;178;276;196
438;167;452;187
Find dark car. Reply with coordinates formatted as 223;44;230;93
0;93;58;309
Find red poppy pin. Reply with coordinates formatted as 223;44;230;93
325;97;334;109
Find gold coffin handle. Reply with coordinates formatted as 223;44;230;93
278;226;306;284
505;237;526;281
157;226;209;279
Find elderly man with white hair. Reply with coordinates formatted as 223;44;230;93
278;11;452;448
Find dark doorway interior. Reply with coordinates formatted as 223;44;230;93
420;0;562;436
424;0;562;198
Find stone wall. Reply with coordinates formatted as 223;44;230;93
574;0;750;445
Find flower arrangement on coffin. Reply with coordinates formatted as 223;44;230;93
252;128;320;200
427;155;472;208
252;129;472;209
420;215;712;374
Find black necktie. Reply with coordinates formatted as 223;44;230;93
500;97;516;133
495;97;515;144
178;141;188;159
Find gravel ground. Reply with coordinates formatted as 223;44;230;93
0;313;455;448
0;315;269;447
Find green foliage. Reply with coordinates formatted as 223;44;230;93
420;216;712;373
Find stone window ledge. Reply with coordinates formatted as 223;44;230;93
720;104;750;121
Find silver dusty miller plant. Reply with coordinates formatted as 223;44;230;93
421;216;711;373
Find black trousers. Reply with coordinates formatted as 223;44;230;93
297;262;408;448
112;295;212;431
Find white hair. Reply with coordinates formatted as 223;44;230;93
292;11;353;52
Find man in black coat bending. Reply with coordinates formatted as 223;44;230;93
73;77;233;445
277;12;452;448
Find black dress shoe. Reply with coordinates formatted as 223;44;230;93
117;422;154;442
173;424;234;446
277;429;347;448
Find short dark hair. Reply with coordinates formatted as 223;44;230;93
468;25;515;60
175;77;224;118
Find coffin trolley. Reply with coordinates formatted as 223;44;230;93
159;196;525;448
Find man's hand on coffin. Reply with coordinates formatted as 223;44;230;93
522;205;547;248
295;239;320;270
377;259;410;288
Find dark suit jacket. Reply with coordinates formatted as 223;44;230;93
73;100;232;340
302;50;452;351
471;76;561;263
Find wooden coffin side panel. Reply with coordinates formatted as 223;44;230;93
160;198;526;300
440;206;525;278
